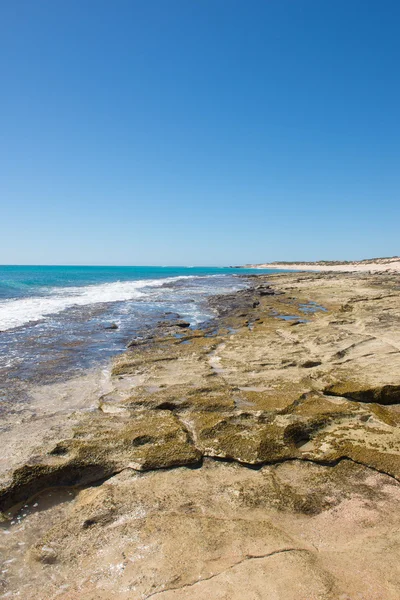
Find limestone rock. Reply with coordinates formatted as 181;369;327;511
2;271;400;599
2;460;399;599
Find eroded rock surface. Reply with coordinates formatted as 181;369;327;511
1;271;400;599
2;460;400;599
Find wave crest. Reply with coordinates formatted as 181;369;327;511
0;276;195;331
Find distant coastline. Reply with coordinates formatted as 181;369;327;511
234;256;400;273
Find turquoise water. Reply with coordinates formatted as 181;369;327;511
0;265;276;330
0;265;262;301
0;265;279;390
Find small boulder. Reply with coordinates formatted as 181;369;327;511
176;320;190;328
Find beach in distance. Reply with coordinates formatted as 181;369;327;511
239;255;400;273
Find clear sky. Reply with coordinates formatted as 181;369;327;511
1;0;399;266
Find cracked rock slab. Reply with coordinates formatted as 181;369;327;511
0;410;201;511
2;459;400;599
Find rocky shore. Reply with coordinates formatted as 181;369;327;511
1;271;400;599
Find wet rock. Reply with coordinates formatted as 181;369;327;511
157;319;191;329
258;288;275;296
176;320;191;328
126;338;149;348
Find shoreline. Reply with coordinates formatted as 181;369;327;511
238;256;400;273
1;270;400;599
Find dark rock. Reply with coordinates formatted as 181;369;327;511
157;321;171;327
301;360;322;368
127;338;150;348
325;383;400;405
176;320;191;328
127;340;140;348
157;320;190;329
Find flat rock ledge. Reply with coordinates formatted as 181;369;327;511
1;271;400;599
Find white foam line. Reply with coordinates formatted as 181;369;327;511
0;276;197;331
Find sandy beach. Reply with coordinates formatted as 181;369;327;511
1;270;400;599
241;256;400;273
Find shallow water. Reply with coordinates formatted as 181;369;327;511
0;266;280;406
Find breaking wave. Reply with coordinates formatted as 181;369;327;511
0;276;195;331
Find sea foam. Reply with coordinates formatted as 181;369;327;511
0;276;194;331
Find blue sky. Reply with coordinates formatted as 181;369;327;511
1;0;399;265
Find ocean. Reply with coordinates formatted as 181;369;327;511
0;265;278;394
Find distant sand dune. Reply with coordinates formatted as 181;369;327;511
242;256;400;273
